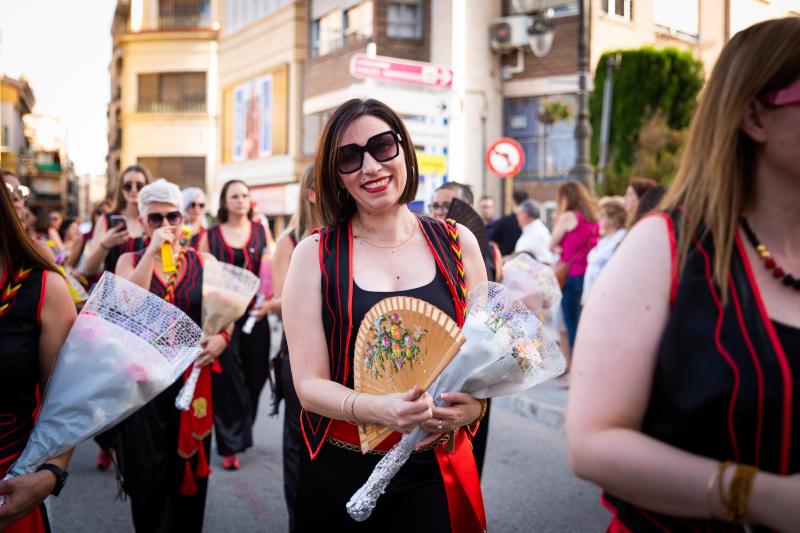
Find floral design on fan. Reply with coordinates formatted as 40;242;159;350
364;313;427;378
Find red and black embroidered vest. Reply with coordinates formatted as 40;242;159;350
300;215;467;459
605;212;800;532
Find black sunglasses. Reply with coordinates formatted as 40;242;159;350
5;182;30;200
189;202;205;209
123;181;145;193
147;211;183;228
337;130;402;174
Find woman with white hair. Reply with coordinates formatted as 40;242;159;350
114;178;229;533
182;187;207;249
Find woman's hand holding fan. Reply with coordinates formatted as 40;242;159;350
346;281;566;522
175;261;260;410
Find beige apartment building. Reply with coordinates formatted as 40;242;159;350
108;0;219;192
216;0;308;225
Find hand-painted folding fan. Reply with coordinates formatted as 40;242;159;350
446;198;490;258
353;296;465;453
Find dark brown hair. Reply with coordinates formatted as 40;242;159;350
314;99;419;226
557;180;598;222
112;164;152;212
1;178;59;272
216;179;254;223
628;177;658;200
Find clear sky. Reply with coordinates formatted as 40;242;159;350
0;0;116;176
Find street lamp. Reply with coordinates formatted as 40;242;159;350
568;0;595;193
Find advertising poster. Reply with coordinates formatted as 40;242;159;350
232;74;273;161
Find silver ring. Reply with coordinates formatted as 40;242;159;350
436;420;443;431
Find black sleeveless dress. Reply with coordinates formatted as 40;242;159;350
604;213;800;532
294;274;456;532
206;222;271;457
113;248;210;533
0;267;50;533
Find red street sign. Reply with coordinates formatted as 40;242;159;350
349;53;453;89
486;137;525;178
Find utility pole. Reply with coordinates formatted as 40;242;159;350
569;0;595;193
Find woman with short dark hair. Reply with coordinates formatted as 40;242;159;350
283;99;487;532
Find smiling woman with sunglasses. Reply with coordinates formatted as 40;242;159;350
282;99;488;532
181;187;208;250
113;179;228;533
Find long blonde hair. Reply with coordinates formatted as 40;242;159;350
661;17;800;300
288;165;320;240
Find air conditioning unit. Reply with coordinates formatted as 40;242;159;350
490;16;531;52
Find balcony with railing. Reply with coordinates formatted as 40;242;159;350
137;100;206;113
142;1;214;31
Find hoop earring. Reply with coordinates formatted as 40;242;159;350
337;187;350;204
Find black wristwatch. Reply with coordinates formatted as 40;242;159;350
35;463;68;496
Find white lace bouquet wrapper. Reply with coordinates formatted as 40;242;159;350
0;272;202;502
347;281;565;521
175;261;259;410
501;253;562;313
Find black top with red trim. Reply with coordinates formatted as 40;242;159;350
206;222;266;276
104;212;146;273
605;213;800;532
132;248;203;325
188;227;206;251
0;267;47;468
300;215;467;459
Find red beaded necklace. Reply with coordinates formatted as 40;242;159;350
741;218;800;292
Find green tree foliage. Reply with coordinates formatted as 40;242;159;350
590;47;704;194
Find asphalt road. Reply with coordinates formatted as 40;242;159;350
46;394;609;532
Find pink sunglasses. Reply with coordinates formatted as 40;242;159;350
760;84;800;106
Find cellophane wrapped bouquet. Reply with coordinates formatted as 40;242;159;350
501;253;561;314
347;281;566;521
175;260;259;409
0;272;201;504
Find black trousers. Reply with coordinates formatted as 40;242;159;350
115;380;210;533
295;442;451;532
212;316;270;456
276;348;302;532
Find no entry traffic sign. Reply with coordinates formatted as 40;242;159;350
486;137;525;178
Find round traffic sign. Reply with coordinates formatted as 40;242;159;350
486;137;525;178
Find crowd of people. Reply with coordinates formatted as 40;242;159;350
0;16;798;533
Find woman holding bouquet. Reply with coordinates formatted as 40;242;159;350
283;98;488;532
115;179;228;533
0;181;76;532
567;18;800;531
198;179;271;470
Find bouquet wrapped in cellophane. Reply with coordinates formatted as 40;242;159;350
346;281;565;521
0;272;201;504
501;253;561;314
175;260;259;410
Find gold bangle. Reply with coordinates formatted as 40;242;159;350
718;460;735;520
706;467;721;519
730;464;757;522
341;391;355;421
350;392;362;425
472;398;488;425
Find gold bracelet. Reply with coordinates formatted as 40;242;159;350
706;467;721;519
350;392;362;425
729;464;758;522
341;391;355;421
718;460;735;520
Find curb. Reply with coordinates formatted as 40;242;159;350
495;392;566;432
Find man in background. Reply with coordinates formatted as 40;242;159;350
489;190;528;256
514;199;554;264
478;195;496;234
